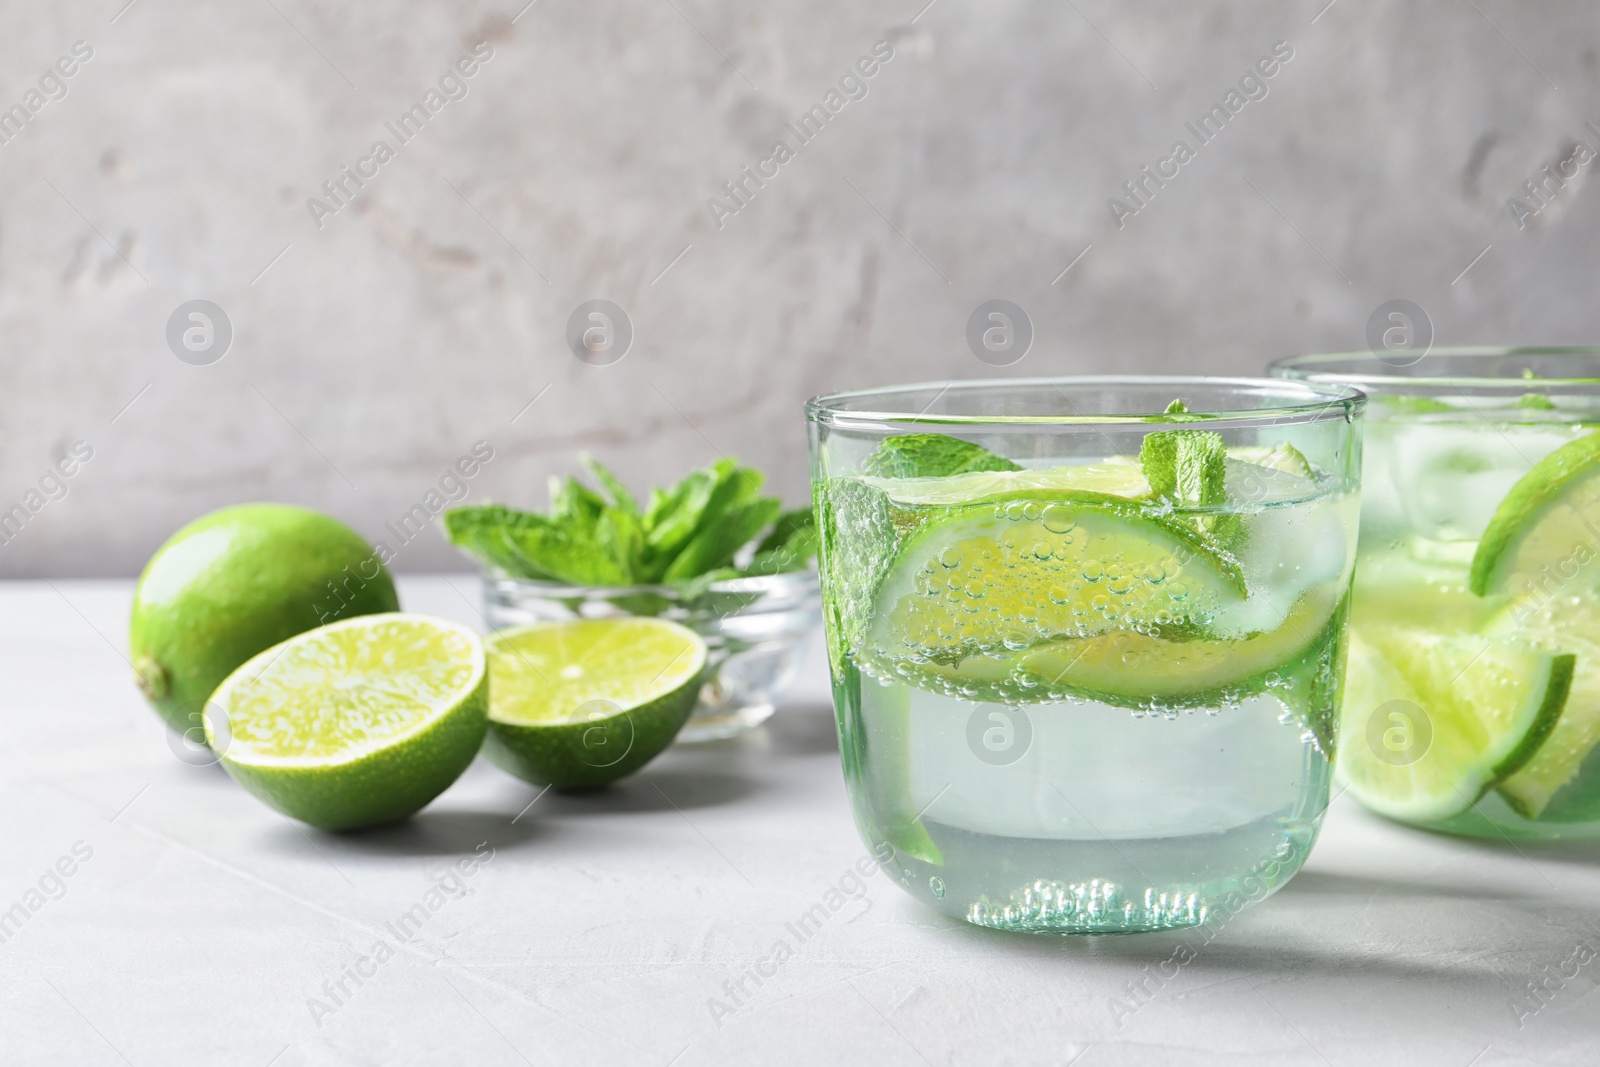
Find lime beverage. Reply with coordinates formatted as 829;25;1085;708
807;379;1364;933
1275;349;1600;839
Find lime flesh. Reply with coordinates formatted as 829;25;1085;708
209;613;487;831
485;618;707;789
131;504;398;741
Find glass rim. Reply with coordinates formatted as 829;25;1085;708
1270;347;1600;390
482;567;819;599
804;375;1365;429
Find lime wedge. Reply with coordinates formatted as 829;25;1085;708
1470;430;1600;596
484;618;706;789
1488;603;1600;821
864;498;1246;674
1018;585;1344;707
1459;429;1600;820
208;613;488;831
1337;625;1573;823
860;462;1149;507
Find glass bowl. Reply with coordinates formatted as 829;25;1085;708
483;569;821;742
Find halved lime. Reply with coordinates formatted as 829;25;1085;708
1337;625;1573;823
1488;604;1600;821
208;613;488;831
484;618;706;789
1470;430;1600;596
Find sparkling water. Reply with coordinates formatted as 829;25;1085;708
822;471;1358;933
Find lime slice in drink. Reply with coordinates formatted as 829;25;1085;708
1337;625;1573;823
861;462;1149;508
1488;603;1600;821
1462;430;1600;820
864;497;1246;672
484;618;706;789
208;614;488;831
1018;585;1344;707
1470;429;1600;596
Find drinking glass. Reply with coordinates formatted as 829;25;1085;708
1273;349;1600;839
806;377;1365;932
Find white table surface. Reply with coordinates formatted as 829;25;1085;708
3;576;1597;1067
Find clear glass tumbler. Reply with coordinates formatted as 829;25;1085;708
1273;349;1600;840
806;377;1365;933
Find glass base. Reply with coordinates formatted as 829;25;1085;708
871;818;1317;935
1400;792;1600;842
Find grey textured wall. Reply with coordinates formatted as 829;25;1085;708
2;0;1596;577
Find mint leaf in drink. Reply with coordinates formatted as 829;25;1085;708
1140;429;1227;507
862;434;1021;479
1164;399;1188;415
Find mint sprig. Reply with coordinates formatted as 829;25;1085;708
444;457;816;588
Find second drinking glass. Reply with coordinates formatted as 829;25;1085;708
807;377;1365;933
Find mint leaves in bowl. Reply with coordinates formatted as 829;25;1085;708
445;457;821;741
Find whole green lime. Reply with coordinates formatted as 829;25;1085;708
130;504;399;741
